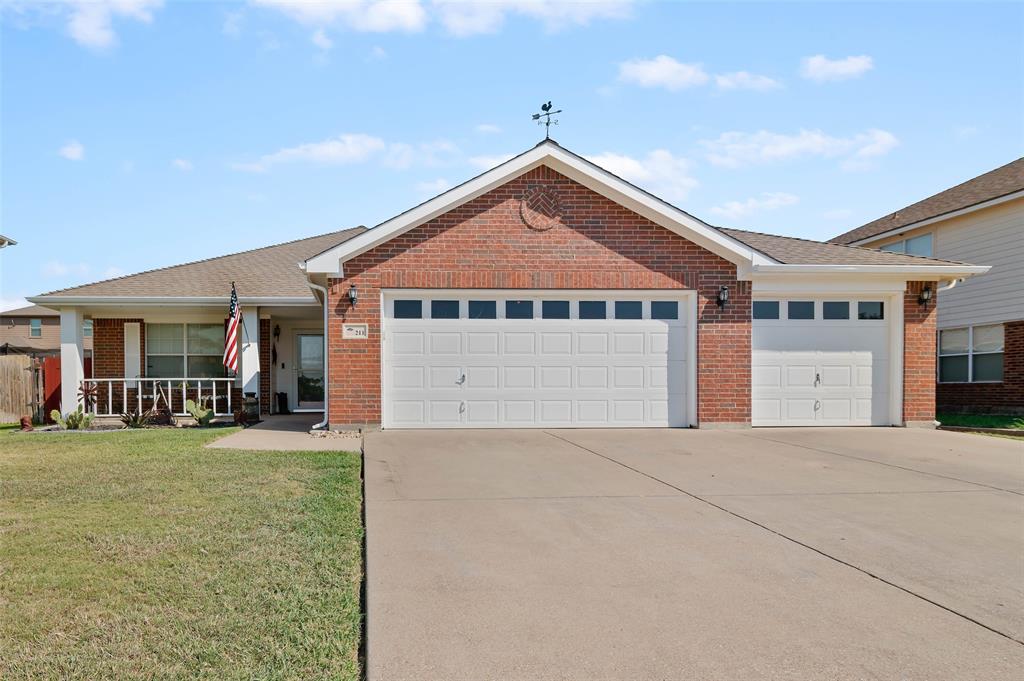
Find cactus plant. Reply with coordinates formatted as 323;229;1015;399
50;407;94;430
185;398;214;427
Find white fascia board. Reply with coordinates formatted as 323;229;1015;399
26;295;318;307
304;141;768;274
847;189;1024;246
752;264;989;277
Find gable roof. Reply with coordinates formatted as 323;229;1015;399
719;228;973;266
304;139;771;275
31;228;366;304
832;157;1024;245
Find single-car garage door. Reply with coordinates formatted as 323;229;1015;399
382;291;693;428
752;298;892;426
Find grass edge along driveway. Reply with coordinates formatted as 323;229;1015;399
0;428;363;680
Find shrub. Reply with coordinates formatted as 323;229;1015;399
185;398;214;427
120;407;156;429
51;407;94;431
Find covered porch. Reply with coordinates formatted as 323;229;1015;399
54;303;326;420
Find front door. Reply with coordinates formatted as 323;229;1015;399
295;333;325;410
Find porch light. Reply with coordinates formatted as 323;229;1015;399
273;324;281;340
918;286;933;307
348;284;358;307
716;285;729;308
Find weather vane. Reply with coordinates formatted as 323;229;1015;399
532;101;562;139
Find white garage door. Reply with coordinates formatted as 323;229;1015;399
752;299;891;426
382;292;692;428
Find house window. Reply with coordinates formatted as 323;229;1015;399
29;318;42;337
939;324;1004;383
146;323;225;379
83;319;93;337
879;233;933;257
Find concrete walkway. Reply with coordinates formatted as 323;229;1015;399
365;428;1024;680
206;414;362;451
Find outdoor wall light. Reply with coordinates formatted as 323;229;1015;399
716;285;729;308
273;324;281;340
348;284;358;307
918;286;933;307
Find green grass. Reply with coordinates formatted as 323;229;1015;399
0;428;363;680
937;413;1024;430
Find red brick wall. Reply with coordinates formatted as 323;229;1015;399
93;318;144;378
903;282;937;423
326;165;750;427
937;320;1024;414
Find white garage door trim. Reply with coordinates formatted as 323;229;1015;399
381;289;697;429
751;293;904;426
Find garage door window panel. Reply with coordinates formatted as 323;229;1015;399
506;300;534;319
394;300;423;319
651;301;678;320
823;302;850;320
579;301;606;320
469;301;497;319
857;302;884;320
542;301;570;319
788;301;815;320
430;300;459;319
753;301;779;320
615;301;642;320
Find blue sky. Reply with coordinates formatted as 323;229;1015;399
2;1;1022;310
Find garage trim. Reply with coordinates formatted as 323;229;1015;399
380;289;698;429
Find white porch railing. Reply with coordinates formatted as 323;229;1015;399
81;378;236;417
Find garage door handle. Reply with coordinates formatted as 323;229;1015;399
814;400;821;411
456;373;466;385
815;372;821;387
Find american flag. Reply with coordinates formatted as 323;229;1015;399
223;282;240;373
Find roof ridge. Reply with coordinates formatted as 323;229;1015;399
39;227;366;297
718;226;972;266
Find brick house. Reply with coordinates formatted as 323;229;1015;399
832;158;1023;414
31;140;988;428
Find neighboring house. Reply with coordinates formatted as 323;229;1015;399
832;158;1023;414
30;140;988;428
0;304;93;358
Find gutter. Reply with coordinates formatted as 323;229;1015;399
26;296;319;306
751;264;990;276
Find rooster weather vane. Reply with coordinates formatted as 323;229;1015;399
532;101;562;139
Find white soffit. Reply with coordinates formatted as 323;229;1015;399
304;141;770;275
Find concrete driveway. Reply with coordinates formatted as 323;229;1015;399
364;428;1024;680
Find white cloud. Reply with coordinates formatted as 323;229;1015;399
715;71;781;91
0;296;30;314
223;10;244;37
469;153;515;169
42;260;90;278
232;134;459;173
59;140;85;161
701;128;899;169
66;0;162;49
586;149;697;202
251;0;427;32
475;123;502;134
171;158;193;171
369;45;387;59
415;177;452;195
710;192;799;221
311;28;333;49
434;0;633;37
618;55;708;90
800;54;873;82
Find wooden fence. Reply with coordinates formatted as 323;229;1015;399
0;355;36;423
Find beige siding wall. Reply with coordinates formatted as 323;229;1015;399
869;198;1024;329
0;316;94;353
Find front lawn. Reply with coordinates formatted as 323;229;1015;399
0;428;363;679
937;413;1024;430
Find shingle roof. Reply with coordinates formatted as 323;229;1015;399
1;305;57;317
35;227;366;300
831;158;1024;244
718;228;971;266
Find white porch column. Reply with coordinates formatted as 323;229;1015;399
59;308;84;415
240;306;260;406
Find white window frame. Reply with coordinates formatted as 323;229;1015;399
938;324;1004;384
29;318;42;337
82;319;93;337
879;232;933;257
145;322;225;379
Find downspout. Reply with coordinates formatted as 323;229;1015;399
937;278;959;293
308;279;330;430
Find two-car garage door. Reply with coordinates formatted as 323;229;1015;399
382;292;693;428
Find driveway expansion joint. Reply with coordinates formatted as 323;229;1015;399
544;430;1024;647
